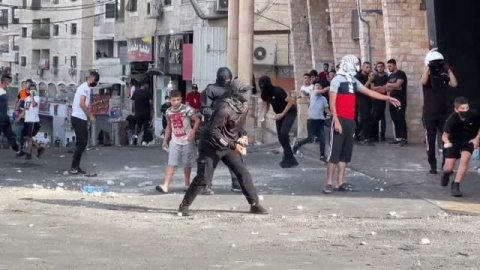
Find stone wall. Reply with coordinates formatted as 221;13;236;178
308;0;335;68
358;0;386;64
382;0;429;143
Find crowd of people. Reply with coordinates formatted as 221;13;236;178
0;49;478;216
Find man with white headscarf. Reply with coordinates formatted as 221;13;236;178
421;49;458;174
323;55;401;194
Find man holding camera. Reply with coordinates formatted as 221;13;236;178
421;49;458;174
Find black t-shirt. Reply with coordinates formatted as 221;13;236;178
422;74;450;116
261;86;292;114
388;70;408;102
444;112;480;143
372;73;389;108
355;72;370;103
132;89;152;116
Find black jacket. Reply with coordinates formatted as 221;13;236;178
200;83;232;120
202;99;247;151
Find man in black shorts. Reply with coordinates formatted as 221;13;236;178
324;55;400;194
441;97;479;197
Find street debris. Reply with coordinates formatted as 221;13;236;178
360;241;367;246
57;183;64;187
63;171;69;176
120;182;126;187
420;238;431;245
138;181;153;188
32;184;43;189
124;166;130;171
296;205;304;210
107;180;115;186
28;224;34;228
55;187;64;192
370;231;377;236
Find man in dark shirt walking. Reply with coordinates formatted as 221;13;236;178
260;76;298;168
386;59;408;146
132;81;153;145
421;49;458;174
370;62;389;142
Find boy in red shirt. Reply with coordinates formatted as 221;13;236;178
186;84;201;112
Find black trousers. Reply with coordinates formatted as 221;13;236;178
371;102;386;140
135;114;150;136
276;109;297;158
355;98;373;140
424;114;446;168
0;116;20;152
182;142;259;206
71;116;88;169
389;103;408;140
296;119;326;157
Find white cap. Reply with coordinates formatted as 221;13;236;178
425;48;444;67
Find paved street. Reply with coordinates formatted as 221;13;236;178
1;144;480;269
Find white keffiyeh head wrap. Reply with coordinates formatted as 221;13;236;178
336;55;361;92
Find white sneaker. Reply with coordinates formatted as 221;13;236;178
142;142;148;146
155;185;168;193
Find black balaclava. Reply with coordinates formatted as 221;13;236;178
216;67;233;87
259;76;274;92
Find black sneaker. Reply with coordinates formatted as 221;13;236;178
280;157;299;169
37;147;45;159
389;140;402;145
178;204;190;216
451;182;463;197
363;140;375;146
25;154;32;160
399;140;408;147
201;187;215;195
16;151;26;157
429;165;437;174
231;182;242;193
441;173;450;187
70;168;87;175
250;203;268;215
320;156;327;163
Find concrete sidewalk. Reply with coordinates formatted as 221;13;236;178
300;140;480;215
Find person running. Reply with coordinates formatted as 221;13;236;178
23;84;45;160
70;71;99;175
441;97;479;197
421;49;458;174
293;82;330;162
324;55;400;194
201;67;242;194
178;78;267;216
156;90;200;193
370;62;389;142
0;75;25;157
131;81;153;145
259;76;298;168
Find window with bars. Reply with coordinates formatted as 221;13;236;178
71;23;77;35
106;3;116;18
126;0;137;12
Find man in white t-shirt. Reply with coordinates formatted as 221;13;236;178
23;84;44;160
300;73;314;98
70;71;100;175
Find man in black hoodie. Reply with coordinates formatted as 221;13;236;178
0;75;25;157
200;67;242;194
259;76;298;168
179;78;268;216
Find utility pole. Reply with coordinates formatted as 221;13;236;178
227;0;239;77
238;0;254;81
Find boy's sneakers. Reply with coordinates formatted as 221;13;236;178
16;151;26;157
156;185;168;193
292;142;299;155
429;165;437;174
201;186;215;195
451;182;463;197
37;147;45;159
441;172;451;187
399;139;408;147
70;167;87;175
250;203;268;215
231;182;242;193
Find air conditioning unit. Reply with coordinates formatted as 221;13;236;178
253;42;276;66
39;59;50;70
216;0;228;12
68;68;77;76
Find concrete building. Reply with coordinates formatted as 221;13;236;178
0;0;22;95
15;0;95;145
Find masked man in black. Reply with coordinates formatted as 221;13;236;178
200;67;242;194
179;78;268;216
421;49;458;174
